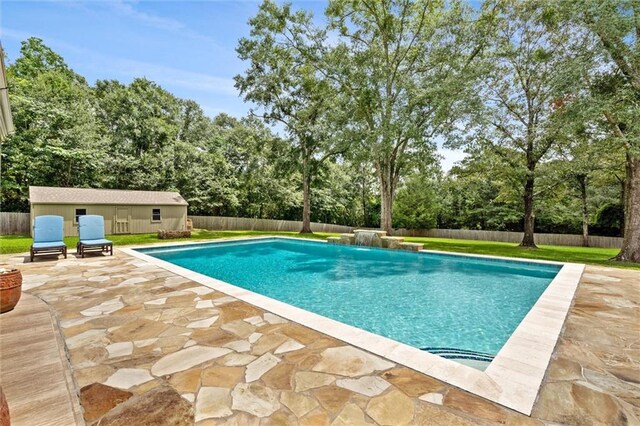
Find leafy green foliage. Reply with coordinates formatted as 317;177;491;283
326;0;481;232
592;203;624;237
2;0;637;261
2;38;102;211
2;38;296;220
393;170;440;230
559;0;640;261
235;1;347;232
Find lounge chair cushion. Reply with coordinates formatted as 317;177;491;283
78;215;107;241
33;215;64;243
32;241;65;249
79;238;112;246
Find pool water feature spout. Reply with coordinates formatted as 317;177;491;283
353;230;387;248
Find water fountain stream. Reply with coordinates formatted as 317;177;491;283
353;230;387;248
328;229;424;251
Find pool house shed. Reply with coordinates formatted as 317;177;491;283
29;186;188;237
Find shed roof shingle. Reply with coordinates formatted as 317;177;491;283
29;186;188;206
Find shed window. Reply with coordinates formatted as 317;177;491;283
152;208;161;222
75;208;86;223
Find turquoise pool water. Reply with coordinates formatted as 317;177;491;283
139;238;560;360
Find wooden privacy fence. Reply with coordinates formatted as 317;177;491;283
189;215;355;234
189;215;623;249
0;212;623;248
0;212;30;235
392;228;623;249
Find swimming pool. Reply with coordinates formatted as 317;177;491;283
139;238;560;366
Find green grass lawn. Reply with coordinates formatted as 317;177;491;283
0;229;332;256
402;236;639;270
1;229;637;270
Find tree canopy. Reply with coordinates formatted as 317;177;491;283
2;0;638;263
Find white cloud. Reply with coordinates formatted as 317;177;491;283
103;0;223;47
2;27;237;96
1;28;33;43
98;55;238;96
108;0;185;32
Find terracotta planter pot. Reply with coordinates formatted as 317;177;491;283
0;269;22;314
0;385;9;426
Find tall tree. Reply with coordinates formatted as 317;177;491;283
326;0;483;234
565;0;640;262
439;151;523;231
94;78;181;190
235;0;344;233
172;104;239;215
459;1;575;247
393;168;441;230
2;38;103;211
212;114;299;219
554;124;623;246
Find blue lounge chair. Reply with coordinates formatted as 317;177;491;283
30;215;67;262
77;215;113;258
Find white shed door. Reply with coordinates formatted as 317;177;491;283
114;207;130;234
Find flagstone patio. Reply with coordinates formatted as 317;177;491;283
0;247;638;425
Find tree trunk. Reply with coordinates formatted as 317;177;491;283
615;153;640;262
380;183;393;235
300;171;312;234
361;166;368;227
520;169;537;248
378;163;394;235
616;174;626;236
578;174;589;247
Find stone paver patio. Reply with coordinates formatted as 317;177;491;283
1;247;638;425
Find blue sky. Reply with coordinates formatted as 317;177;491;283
1;0;464;170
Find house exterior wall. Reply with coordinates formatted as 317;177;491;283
30;204;187;236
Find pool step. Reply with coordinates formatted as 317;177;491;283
340;234;356;245
381;236;404;249
422;347;495;362
399;242;424;252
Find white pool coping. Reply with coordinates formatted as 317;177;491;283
121;235;584;415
